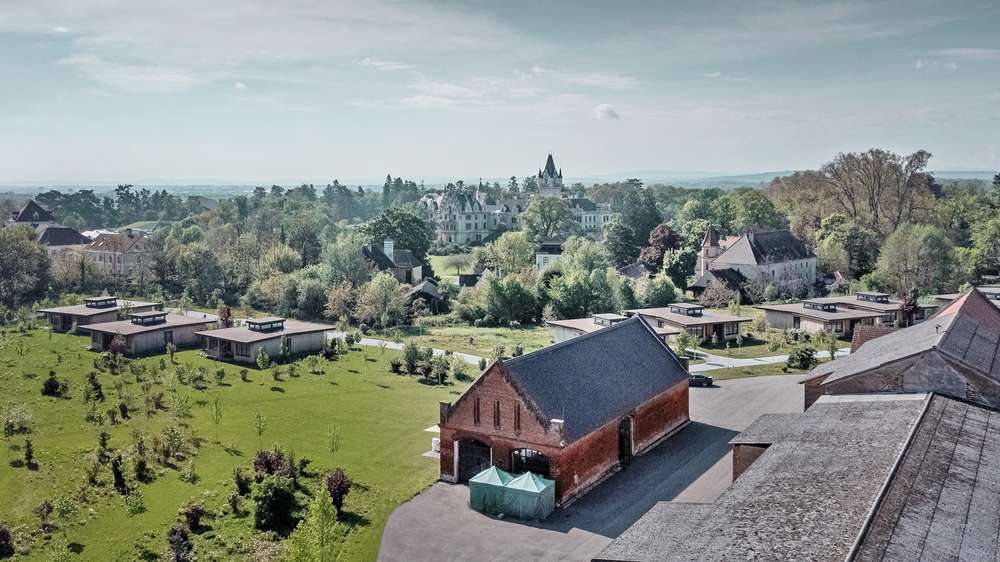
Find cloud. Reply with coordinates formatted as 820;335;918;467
401;95;456;108
593;103;620;119
57;54;197;93
51;26;68;32
702;71;749;81
931;48;1000;60
702;71;722;78
234;81;245;89
915;59;957;71
532;66;637;89
412;77;483;98
355;57;412;70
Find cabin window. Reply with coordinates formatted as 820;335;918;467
208;337;217;350
164;331;173;344
726;323;739;335
236;343;250;357
832;321;844;333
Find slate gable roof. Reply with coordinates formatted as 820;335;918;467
570;198;598;212
361;244;398;271
391;249;423;269
688;268;744;291
804;288;1000;387
850;325;899;353
497;316;688;443
12;200;56;223
85;231;147;253
36;225;90;246
711;230;813;266
618;261;655;280
701;224;720;247
407;279;441;301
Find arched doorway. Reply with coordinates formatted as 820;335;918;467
457;438;491;482
511;448;551;479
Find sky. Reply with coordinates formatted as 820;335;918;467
1;0;999;183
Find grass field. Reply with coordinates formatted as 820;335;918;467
0;328;473;561
367;324;554;357
426;254;473;276
693;334;851;360
707;356;832;381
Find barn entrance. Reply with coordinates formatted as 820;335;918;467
457;439;491;482
618;417;633;467
511;448;551;479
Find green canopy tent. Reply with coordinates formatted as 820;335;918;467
469;466;513;514
503;471;556;521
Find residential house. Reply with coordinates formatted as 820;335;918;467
84;311;212;355
420;191;493;244
408;279;442;314
627;303;752;343
536;235;566;270
617;261;655;281
756;299;885;337
39;296;159;332
691;228;816;295
9;200;57;227
775;291;935;329
597;393;1000;562
196;317;331;363
82;228;152;285
362;240;424;284
800;287;1000;410
438;316;690;506
35;225;91;255
688;268;745;300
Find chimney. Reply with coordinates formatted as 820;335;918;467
679;356;690;372
125;228;133;237
384;239;394;259
548;419;565;443
439;400;452;425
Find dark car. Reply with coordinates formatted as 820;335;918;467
689;373;713;387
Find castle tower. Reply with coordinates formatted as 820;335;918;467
538;154;563;197
696;224;722;277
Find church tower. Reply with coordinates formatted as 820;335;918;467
538;154;563;197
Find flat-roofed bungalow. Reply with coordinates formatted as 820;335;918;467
756;299;883;337
626;304;751;342
195;317;331;363
38;297;159;332
83;311;212;355
804;292;936;326
548;313;677;344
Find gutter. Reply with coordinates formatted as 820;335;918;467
843;392;934;562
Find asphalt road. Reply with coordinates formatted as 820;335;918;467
377;374;807;562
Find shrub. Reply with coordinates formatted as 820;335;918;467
787;346;819;370
41;373;62;396
85;372;104;401
270;362;281;381
23;438;33;466
251;474;298;530
232;466;254;496
418;361;433;379
214;368;225;385
182;502;205;529
240;369;250;382
286;364;296;378
478;357;487;371
124;488;145;517
389;357;403;374
344;333;355;349
227;491;242;515
325;468;353;514
34;500;52;527
512;344;524;357
0;522;13;558
179;459;197;483
167;523;192;562
254;449;291;478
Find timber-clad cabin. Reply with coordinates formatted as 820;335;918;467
626;304;751;343
38;297;159;332
82;311;212;356
195;318;331;363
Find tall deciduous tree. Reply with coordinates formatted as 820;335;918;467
874;223;954;297
639;224;684;270
353;272;406;325
0;224;49;307
360;205;434;262
520;197;580;243
485;231;536;276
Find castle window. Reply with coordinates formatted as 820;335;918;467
493;401;501;428
474;397;481;425
515;404;521;432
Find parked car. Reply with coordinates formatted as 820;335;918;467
689;373;713;387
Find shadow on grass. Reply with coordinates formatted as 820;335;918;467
347;369;360;374
454;373;473;383
375;384;391;389
224;447;243;457
339;510;371;528
194;400;209;407
9;459;24;468
23;373;38;379
269;387;285;393
68;543;85;554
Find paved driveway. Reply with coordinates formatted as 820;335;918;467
378;374;807;562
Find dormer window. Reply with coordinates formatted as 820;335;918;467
33;212;39;220
248;317;286;332
669;303;704;317
987;292;1000;301
857;292;890;304
84;296;117;309
803;301;837;312
130;311;167;325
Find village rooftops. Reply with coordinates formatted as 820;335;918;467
805;294;935;313
82;313;211;336
38;299;159;317
756;301;884;322
195;319;331;344
626;306;752;327
934;287;1000;307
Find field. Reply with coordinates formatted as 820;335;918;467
0;328;474;561
368;324;554;357
707;356;832;381
426;254;473;276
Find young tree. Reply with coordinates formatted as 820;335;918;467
699;279;739;308
287;485;343;562
486;232;536;276
24;438;34;466
279;334;291;363
178;289;194;315
325;468;353;514
254;408;267;451
217;303;234;329
210;397;223;443
324;425;342;463
354;272;406;326
256;348;269;385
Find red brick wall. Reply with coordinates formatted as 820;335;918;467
732;444;769;481
803;374;829;410
440;363;690;505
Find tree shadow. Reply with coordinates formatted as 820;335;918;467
68;543;85;554
375;384;391;389
9;459;24;468
269;387;285;393
347;369;359;374
338;510;370;528
454;373;473;383
194;400;209;407
23;373;38;379
329;381;338;386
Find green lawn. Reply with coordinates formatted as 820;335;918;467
707;356;832;381
0;329;473;561
427;254;473;276
368;324;554;357
693;334;850;360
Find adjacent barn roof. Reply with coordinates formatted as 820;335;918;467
850;324;899;353
597;394;931;562
711;230;814;267
35;225;90;246
497;316;688;443
11;200;56;223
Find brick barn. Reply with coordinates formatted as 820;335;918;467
438;316;690;506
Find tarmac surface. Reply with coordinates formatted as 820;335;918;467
377;373;807;562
